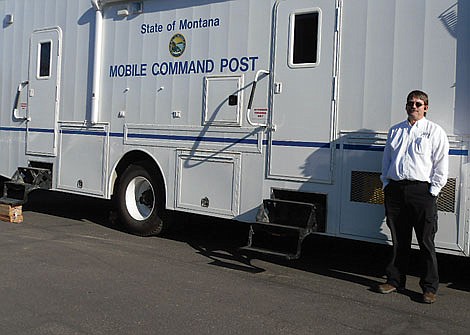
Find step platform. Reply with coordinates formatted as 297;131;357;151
240;199;318;260
1;166;52;204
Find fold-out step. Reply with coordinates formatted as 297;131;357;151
241;199;318;260
0;167;52;205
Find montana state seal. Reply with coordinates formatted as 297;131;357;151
169;33;186;57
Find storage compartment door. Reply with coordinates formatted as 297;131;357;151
175;151;241;217
57;124;109;196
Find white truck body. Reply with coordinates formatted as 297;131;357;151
1;0;468;256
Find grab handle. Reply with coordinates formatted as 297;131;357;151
12;80;29;121
247;70;269;127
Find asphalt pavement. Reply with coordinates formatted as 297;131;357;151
0;190;469;334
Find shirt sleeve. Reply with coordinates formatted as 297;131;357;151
429;127;449;196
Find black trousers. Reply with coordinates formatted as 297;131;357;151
384;180;439;293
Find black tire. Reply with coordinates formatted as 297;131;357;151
115;164;166;236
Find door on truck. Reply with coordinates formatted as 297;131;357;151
26;28;62;156
269;0;337;182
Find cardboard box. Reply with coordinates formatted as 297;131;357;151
0;203;23;223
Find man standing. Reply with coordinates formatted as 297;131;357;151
379;90;449;304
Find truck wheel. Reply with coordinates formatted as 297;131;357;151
115;164;166;236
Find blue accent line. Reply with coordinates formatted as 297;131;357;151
343;144;384;152
271;140;330;148
0;126;468;156
60;129;107;137
128;133;258;145
449;149;469;156
28;128;54;133
0;126;24;132
344;144;468;156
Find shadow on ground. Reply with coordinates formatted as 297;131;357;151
23;190;470;293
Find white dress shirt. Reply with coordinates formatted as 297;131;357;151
381;117;449;196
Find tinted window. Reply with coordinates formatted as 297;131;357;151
39;42;51;77
292;12;319;65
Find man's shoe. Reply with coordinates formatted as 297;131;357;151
377;283;397;294
423;291;437;304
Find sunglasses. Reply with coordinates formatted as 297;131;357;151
406;101;425;108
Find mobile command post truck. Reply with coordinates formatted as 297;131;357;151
0;0;469;259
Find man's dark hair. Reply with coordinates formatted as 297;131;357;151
407;90;429;106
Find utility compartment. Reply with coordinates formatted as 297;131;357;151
175;150;241;217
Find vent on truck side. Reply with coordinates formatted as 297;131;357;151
350;171;384;205
350;171;456;213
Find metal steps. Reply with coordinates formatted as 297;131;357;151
0;167;52;205
240;198;319;260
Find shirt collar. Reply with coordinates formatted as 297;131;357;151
407;116;427;128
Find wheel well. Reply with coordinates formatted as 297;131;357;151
111;151;166;206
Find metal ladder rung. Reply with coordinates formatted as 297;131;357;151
239;246;298;260
253;221;307;231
